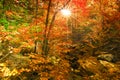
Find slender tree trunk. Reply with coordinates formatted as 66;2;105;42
35;0;38;25
2;0;5;16
42;0;52;55
34;0;39;53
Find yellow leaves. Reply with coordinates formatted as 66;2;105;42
0;26;5;31
10;69;18;76
0;63;18;77
5;35;13;41
49;56;60;64
20;42;30;48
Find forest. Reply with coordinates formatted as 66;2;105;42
0;0;120;80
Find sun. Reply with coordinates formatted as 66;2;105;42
61;9;71;17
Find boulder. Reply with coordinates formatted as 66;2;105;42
99;60;120;73
97;54;115;62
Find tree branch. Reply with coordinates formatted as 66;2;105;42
47;0;71;38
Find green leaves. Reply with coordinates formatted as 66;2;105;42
0;18;9;30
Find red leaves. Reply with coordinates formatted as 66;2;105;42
72;0;89;16
72;0;87;9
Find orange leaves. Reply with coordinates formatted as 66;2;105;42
13;48;21;54
17;25;42;46
17;27;29;36
0;31;12;42
50;59;70;80
0;30;9;37
29;54;50;64
17;27;30;41
26;51;70;79
5;10;13;17
40;72;49;78
19;68;30;73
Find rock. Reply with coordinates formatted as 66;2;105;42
97;54;115;62
78;57;104;76
73;56;120;79
99;60;120;73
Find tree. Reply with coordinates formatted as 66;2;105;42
41;0;71;55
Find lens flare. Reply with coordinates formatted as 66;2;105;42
61;9;71;17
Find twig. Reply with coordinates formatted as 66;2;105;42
0;53;11;62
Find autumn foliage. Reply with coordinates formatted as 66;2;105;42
0;0;120;80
